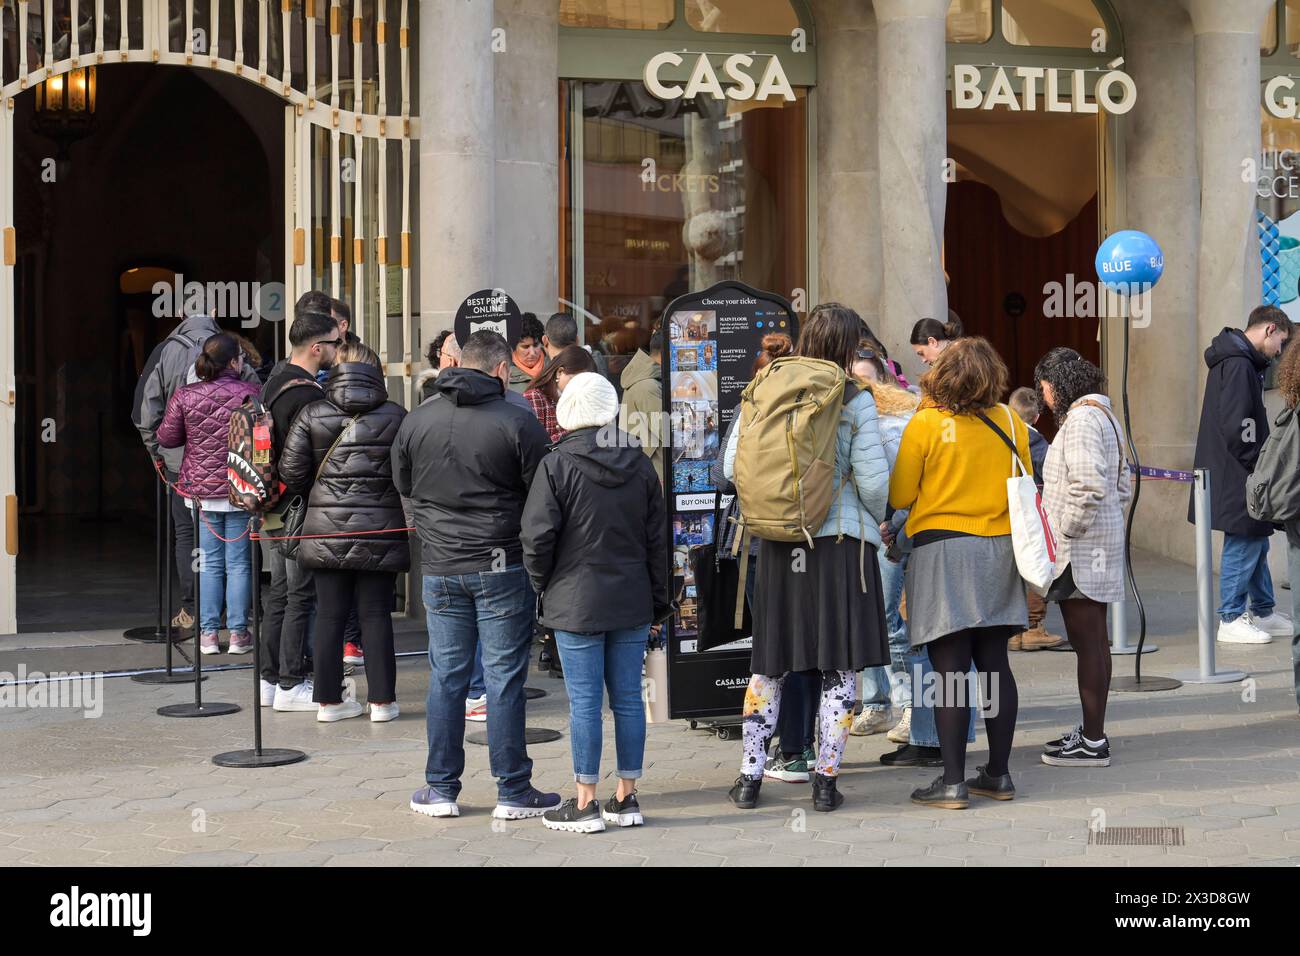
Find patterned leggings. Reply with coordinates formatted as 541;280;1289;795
740;670;855;780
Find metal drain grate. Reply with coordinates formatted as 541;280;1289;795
1089;826;1184;846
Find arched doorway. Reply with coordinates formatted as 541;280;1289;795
0;1;419;634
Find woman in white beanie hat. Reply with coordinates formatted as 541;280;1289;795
521;372;670;833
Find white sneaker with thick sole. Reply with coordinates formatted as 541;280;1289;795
887;706;912;744
850;707;892;737
1248;611;1293;638
465;695;487;723
272;680;317;712
260;680;278;707
369;702;400;723
1217;616;1272;645
318;699;365;722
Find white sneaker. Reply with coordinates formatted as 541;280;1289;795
260;680;278;707
1217;616;1272;645
465;695;487;723
1248;611;1293;638
369;702;400;723
850;706;892;737
318;699;365;722
887;706;912;744
272;680;317;712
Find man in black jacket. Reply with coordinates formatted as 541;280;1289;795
1190;305;1293;646
259;297;340;711
394;330;560;821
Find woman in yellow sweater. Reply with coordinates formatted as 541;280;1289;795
888;337;1029;810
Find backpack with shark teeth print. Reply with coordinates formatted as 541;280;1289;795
226;381;315;512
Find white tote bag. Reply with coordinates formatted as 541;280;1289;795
980;406;1058;594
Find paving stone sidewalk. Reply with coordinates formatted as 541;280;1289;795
1;549;1298;867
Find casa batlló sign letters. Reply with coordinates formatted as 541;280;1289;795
1264;76;1300;119
952;63;1136;115
642;51;796;102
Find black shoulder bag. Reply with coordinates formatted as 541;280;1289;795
688;490;752;652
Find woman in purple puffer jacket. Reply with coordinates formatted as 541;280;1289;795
157;333;261;656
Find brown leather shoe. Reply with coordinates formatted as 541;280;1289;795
1018;626;1067;651
1007;632;1024;651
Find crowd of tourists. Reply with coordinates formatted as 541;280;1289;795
132;289;1298;832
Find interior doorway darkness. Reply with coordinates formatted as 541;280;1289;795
945;104;1102;433
13;64;283;631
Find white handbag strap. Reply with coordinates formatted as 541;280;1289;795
1002;405;1031;479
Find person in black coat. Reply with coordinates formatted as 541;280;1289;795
280;343;409;722
1189;307;1293;645
521;372;668;833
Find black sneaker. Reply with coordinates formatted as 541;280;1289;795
811;773;843;812
1042;736;1111;767
728;775;762;809
1044;723;1082;753
910;775;969;810
966;765;1015;800
879;744;943;768
602;792;644;828
542;797;605;833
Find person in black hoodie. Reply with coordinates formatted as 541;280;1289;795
521;372;668;833
394;330;560;822
279;342;408;724
1190;306;1293;646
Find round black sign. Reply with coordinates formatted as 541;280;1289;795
453;289;522;348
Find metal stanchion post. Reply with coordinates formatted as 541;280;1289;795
1171;468;1246;685
124;473;170;642
1109;575;1157;655
215;516;306;767
158;501;240;717
135;483;197;685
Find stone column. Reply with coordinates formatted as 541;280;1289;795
419;0;496;347
494;0;559;319
1181;0;1273;355
871;0;948;348
812;0;883;338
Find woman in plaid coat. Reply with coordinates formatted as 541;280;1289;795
1036;349;1133;769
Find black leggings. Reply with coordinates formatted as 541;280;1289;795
312;569;396;705
1059;597;1111;740
927;627;1019;785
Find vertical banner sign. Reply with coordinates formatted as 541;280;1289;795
661;281;797;719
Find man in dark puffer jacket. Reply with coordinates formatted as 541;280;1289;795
394;330;560;821
279;344;408;723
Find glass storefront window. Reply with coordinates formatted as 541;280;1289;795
559;0;675;30
1002;0;1104;49
1265;4;1279;55
947;0;992;44
685;0;799;36
563;80;807;381
1289;0;1300;56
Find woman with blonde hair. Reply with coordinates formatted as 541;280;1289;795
889;337;1028;809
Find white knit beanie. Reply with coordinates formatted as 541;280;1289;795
556;372;620;432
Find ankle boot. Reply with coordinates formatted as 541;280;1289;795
728;775;762;809
811;773;843;812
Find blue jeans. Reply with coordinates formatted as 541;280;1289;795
906;647;977;747
196;508;252;634
423;566;535;802
1218;533;1275;623
862;547;911;711
468;645;486;700
554;627;649;784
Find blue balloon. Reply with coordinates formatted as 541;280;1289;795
1095;230;1164;294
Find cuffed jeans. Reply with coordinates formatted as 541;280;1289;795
862;546;911;712
196;508;252;634
423;566;534;802
1218;532;1275;623
260;534;314;688
554;626;649;784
